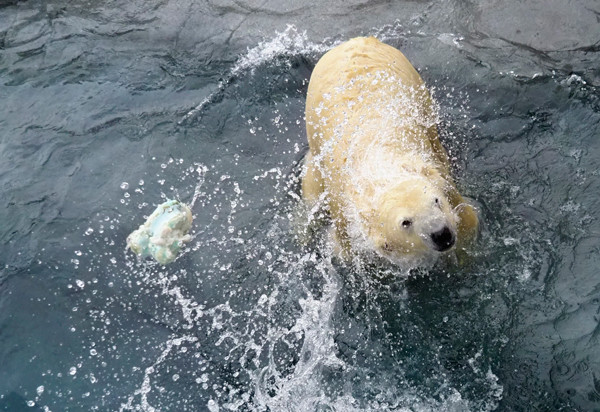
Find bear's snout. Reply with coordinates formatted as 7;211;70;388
430;226;455;252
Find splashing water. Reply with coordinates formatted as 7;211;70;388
3;4;600;411
179;25;335;125
97;26;507;412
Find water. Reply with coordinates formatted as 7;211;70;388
1;0;600;410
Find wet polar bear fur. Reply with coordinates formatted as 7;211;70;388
302;37;478;265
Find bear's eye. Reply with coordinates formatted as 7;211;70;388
401;219;413;228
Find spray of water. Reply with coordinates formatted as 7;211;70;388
179;25;335;125
36;24;510;412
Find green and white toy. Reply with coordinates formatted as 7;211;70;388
127;199;193;264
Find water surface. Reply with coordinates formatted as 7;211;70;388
1;0;600;410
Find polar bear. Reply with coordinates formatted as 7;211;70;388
302;37;478;265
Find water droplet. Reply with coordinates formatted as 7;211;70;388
120;182;129;190
69;366;77;376
207;399;219;412
172;374;179;381
36;386;44;396
76;280;85;288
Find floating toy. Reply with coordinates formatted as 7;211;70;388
127;200;193;264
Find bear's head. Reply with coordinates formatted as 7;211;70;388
363;174;459;262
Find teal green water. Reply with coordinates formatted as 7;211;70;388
1;1;600;410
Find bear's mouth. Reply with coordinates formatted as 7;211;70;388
430;226;455;252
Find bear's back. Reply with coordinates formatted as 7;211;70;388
305;37;430;154
309;37;423;93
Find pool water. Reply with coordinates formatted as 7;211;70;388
1;0;600;410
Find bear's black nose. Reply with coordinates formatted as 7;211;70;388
431;226;455;251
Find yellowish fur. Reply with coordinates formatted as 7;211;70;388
302;37;478;265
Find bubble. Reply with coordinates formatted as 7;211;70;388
84;228;94;236
76;280;85;288
120;182;129;190
36;386;44;396
69;366;77;376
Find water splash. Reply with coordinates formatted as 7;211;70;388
189;163;208;209
179;25;335;124
28;22;521;412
